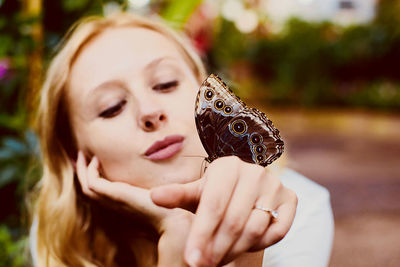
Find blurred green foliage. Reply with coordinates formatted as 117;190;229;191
211;0;400;109
0;0;41;237
0;0;201;265
161;0;202;29
0;2;41;265
0;226;27;267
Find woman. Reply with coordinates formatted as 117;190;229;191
30;12;333;266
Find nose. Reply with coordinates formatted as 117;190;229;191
137;103;167;132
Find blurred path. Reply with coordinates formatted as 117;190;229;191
263;108;400;267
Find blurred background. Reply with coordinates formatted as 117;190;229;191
0;0;399;266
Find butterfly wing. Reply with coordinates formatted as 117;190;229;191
195;74;284;166
221;109;284;167
195;74;243;160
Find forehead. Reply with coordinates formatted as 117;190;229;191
74;26;186;70
67;26;189;97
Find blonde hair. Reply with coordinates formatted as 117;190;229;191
33;12;206;267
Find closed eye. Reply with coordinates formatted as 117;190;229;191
99;100;127;118
152;80;179;91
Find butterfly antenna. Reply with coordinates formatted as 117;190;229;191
180;155;206;159
199;158;209;177
180;154;208;177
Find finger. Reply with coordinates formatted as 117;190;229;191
184;157;239;267
86;156;101;192
246;183;295;251
76;151;100;199
85;157;171;226
87;162;165;214
86;156;113;201
207;166;263;264
78;153;172;230
220;174;290;264
250;201;296;251
220;208;271;264
84;155;147;205
150;178;205;211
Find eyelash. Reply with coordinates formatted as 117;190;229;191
99;81;178;118
99;100;127;118
152;80;179;91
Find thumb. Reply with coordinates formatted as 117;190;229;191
151;178;205;212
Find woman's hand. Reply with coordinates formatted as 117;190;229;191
76;151;297;267
75;151;191;266
151;156;298;267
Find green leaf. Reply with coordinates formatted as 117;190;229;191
0;226;27;267
62;0;91;12
3;138;27;154
0;36;12;57
0;166;18;188
161;0;202;29
0;16;7;30
0;110;27;132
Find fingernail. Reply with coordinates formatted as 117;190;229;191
187;249;202;267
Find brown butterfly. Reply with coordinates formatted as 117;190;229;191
195;74;284;167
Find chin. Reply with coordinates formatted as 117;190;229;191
159;167;200;186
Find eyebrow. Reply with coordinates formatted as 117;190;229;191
87;56;177;97
85;80;125;102
144;56;176;72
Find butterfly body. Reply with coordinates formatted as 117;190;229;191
195;74;284;167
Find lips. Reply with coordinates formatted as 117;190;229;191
145;135;185;161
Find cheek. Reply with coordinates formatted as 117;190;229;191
174;84;198;118
160;160;204;185
171;83;206;153
86;121;133;152
82;121;142;175
96;141;145;186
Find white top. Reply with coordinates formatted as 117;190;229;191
262;168;334;267
30;168;334;267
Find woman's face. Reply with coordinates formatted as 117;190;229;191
66;27;207;188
